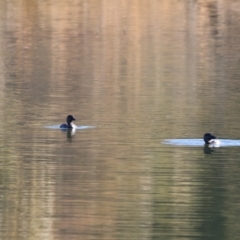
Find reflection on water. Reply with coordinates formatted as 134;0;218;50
62;128;76;139
163;139;240;147
0;1;240;240
204;145;216;154
45;125;95;130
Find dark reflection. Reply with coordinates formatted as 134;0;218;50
207;2;220;37
196;155;226;240
61;128;76;140
204;145;216;154
208;2;219;23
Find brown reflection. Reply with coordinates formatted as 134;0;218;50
0;0;240;240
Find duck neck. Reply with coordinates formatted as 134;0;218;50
67;122;73;128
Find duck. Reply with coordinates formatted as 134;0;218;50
60;115;76;129
203;133;219;145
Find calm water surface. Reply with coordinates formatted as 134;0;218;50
1;1;240;239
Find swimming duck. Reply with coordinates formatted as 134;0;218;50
60;115;76;129
203;133;218;144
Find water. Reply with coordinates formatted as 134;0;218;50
0;1;240;239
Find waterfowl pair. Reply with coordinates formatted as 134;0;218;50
60;117;219;145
